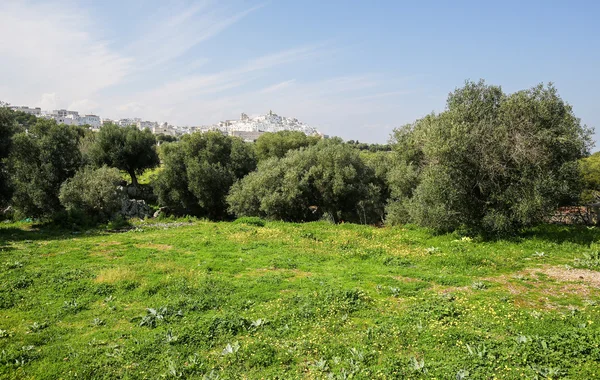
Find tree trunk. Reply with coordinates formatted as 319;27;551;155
128;170;138;188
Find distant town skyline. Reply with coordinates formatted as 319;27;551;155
7;103;323;142
1;1;598;145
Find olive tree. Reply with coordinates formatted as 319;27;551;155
254;130;320;161
8;119;83;218
0;107;18;207
227;141;382;224
387;80;592;235
154;132;256;219
89;124;159;187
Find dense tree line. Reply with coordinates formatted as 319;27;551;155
0;81;594;235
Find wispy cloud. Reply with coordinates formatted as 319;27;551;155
258;80;297;94
120;44;327;118
127;2;263;70
0;1;423;142
0;1;131;111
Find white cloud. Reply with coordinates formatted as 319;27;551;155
38;93;60;111
258;80;297;94
0;1;423;142
126;2;263;70
0;1;131;108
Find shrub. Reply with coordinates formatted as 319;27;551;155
59;166;126;221
227;141;383;224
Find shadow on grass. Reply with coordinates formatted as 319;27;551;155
520;224;600;247
0;220;125;244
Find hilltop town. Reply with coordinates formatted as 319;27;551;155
8;105;324;141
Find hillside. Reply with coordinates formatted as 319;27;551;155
1;220;600;378
212;111;321;136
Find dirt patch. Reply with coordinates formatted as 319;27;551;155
235;268;312;279
95;267;137;283
537;266;600;288
135;243;173;251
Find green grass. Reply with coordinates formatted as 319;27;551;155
1;221;600;379
121;167;162;186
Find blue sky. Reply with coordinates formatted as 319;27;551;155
1;0;598;144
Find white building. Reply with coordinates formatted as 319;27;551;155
152;122;177;136
63;114;80;125
53;109;79;118
80;115;101;129
229;130;263;142
137;120;157;130
117;118;140;127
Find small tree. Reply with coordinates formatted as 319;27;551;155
89;124;159;187
59;166;126;221
8;119;83;218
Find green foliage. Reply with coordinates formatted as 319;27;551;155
228;141;383;223
59;166;126;221
0;107;19;207
88;124;159;187
8;119;83;219
388;80;592;235
154;132;256;219
254;130;319;161
346;140;392;152
155;134;178;143
579;152;600;203
12;111;38;129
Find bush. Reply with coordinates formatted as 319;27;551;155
227;141;383;224
59;166;126;222
8;119;83;219
387;80;591;235
154;132;256;219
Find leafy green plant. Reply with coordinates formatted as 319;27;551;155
574;251;600;269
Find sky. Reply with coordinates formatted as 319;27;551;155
0;0;599;144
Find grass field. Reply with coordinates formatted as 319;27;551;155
1;219;600;379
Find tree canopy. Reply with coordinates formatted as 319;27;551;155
8;119;83;218
254;130;320;161
227;140;382;224
88;124;159;187
0;107;20;207
154;132;256;219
